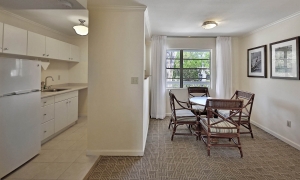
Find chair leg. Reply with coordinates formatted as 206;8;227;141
237;137;243;158
171;125;177;141
248;123;254;138
168;117;172;129
207;136;211;156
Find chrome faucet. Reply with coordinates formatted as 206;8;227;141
44;76;54;89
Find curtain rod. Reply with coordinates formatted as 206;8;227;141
167;36;217;38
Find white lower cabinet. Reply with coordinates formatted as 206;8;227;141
41;96;54;141
54;91;78;133
68;97;79;125
41;91;78;142
54;99;69;133
41;119;55;141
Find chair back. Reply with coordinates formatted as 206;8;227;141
169;90;177;120
231;91;255;118
188;87;210;97
206;99;244;126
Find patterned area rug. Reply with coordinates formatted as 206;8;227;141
85;117;300;180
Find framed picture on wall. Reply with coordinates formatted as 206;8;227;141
247;45;267;78
270;37;300;80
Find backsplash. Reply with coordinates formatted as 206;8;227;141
41;60;69;86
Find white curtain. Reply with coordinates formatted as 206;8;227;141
150;36;167;119
216;37;232;98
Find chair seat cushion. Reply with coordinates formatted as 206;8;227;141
218;110;248;120
191;104;205;110
200;118;237;133
175;109;195;117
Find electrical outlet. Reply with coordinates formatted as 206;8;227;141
287;120;291;127
131;77;138;84
58;75;60;80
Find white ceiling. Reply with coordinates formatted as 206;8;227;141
3;0;300;37
6;10;88;36
0;0;86;9
88;0;300;37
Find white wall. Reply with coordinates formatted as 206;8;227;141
165;37;216;115
87;7;146;156
235;15;300;150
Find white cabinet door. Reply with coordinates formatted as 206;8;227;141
27;31;46;58
46;37;60;59
0;22;3;53
70;44;80;62
41;119;55;141
41;104;54;124
3;24;27;55
54;100;68;133
68;97;78;124
59;41;71;61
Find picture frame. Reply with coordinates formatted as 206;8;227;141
270;37;300;80
247;45;267;78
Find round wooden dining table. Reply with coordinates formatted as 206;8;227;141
189;96;211;105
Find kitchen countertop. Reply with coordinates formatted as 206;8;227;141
41;83;88;98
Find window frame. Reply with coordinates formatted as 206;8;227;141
166;49;212;89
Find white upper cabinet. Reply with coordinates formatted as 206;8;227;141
70;44;80;62
3;24;27;55
27;31;46;58
28;32;61;60
46;37;60;60
0;22;3;53
59;41;80;62
59;41;71;61
0;22;80;62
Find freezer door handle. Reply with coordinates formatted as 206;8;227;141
0;89;40;97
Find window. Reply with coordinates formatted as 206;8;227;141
166;49;211;88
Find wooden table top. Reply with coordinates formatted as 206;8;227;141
189;96;211;105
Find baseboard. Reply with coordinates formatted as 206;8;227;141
86;150;144;156
251;121;300;151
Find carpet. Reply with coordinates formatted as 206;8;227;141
85;117;300;180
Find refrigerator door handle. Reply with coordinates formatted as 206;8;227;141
14;90;34;95
0;92;16;97
31;89;40;92
0;89;40;98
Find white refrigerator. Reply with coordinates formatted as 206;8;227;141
0;58;41;178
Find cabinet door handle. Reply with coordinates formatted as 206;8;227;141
43;54;45;56
44;101;47;103
4;48;8;50
47;54;49;57
44;130;47;133
44;114;47;116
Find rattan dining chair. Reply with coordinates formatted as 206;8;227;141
168;90;200;141
218;90;255;138
199;99;244;157
188;87;210;111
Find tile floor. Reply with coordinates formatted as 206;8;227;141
4;117;99;180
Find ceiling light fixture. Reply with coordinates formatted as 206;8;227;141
202;21;218;29
58;0;73;9
73;19;88;36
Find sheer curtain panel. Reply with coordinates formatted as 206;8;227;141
216;37;232;98
150;36;167;119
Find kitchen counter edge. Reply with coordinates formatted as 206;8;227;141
41;85;87;98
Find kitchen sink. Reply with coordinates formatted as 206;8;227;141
42;88;69;92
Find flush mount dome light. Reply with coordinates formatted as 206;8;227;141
73;19;88;36
202;21;218;29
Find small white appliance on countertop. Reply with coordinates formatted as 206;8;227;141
0;57;41;179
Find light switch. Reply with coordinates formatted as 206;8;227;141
131;77;138;84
